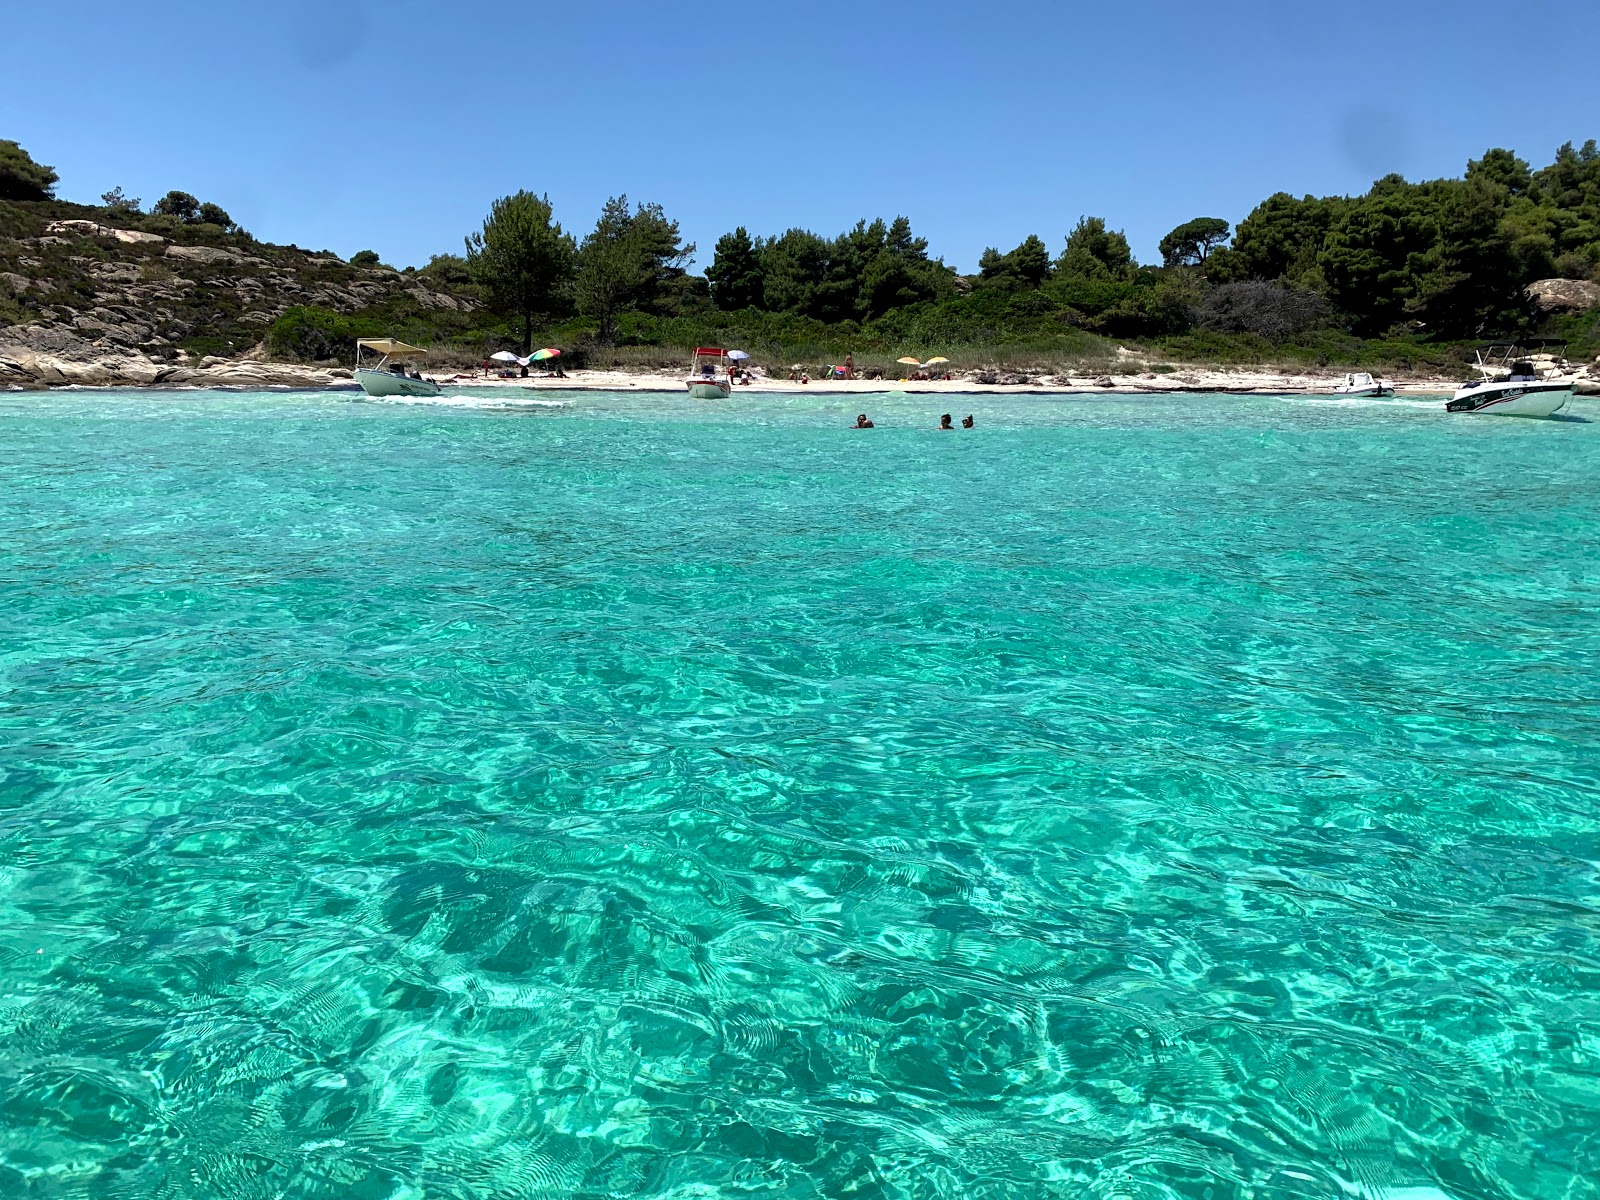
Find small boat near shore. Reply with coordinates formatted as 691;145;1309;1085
1332;371;1395;397
686;347;732;400
354;338;441;398
1446;343;1572;417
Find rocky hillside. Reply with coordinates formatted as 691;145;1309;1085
0;200;482;387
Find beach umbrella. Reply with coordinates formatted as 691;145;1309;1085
529;347;562;362
896;356;922;366
728;349;750;361
489;350;520;363
924;356;949;365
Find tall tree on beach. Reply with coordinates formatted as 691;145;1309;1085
466;191;576;354
576;196;647;345
1212;193;1348;288
707;227;765;310
979;235;1053;289
575;197;696;340
1057;218;1133;281
1159;217;1231;268
627;201;695;314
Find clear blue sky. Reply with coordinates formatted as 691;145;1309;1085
7;0;1597;273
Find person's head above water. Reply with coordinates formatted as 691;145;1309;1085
855;413;873;428
939;413;953;429
962;414;974;428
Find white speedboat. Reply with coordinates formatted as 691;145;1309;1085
354;338;441;398
1332;371;1394;397
1446;344;1572;417
686;347;732;399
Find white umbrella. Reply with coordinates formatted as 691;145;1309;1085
728;350;750;361
489;350;520;363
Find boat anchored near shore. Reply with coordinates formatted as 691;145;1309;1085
354;338;441;399
686;347;732;399
1332;371;1395;397
1446;343;1573;417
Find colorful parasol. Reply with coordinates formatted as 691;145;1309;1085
896;356;922;366
529;347;562;361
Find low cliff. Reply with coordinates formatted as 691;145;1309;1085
0;200;480;388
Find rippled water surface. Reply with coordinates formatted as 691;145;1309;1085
2;387;1599;1200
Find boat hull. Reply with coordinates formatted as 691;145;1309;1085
1446;382;1572;417
1333;386;1395;398
356;367;441;398
687;380;731;400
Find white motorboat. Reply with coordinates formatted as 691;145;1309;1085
1332;371;1395;397
686;347;732;399
354;338;441;398
1446;344;1572;417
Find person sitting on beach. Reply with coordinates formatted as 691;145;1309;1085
801;372;810;385
938;413;953;430
854;413;874;428
789;367;799;381
961;414;974;428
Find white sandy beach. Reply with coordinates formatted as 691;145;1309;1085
435;367;1461;397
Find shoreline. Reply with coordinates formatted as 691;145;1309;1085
425;367;1462;397
0;349;1529;398
1;335;1476;396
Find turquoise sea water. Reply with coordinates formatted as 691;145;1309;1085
2;386;1598;1200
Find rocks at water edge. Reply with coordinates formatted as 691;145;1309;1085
974;370;1038;386
0;324;352;389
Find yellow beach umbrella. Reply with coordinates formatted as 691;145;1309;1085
924;356;949;365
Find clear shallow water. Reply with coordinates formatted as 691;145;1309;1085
2;387;1598;1200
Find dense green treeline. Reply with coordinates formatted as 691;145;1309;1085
446;140;1600;367
5;135;1600;370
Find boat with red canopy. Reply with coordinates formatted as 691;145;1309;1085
687;347;732;399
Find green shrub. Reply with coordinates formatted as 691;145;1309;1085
265;305;381;363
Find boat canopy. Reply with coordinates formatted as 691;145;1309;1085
357;338;427;357
693;347;726;356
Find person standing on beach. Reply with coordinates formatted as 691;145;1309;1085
844;353;855;380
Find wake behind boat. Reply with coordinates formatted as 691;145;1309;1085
354;338;442;398
1446;342;1573;417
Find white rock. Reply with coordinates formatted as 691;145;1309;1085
165;245;243;266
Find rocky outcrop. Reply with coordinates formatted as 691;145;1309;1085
165;244;246;266
1526;277;1600;312
0;340;353;390
4;211;481;388
0;324;352;389
46;219;166;246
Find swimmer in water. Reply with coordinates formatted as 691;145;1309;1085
961;414;974;428
938;413;953;430
855;413;874;428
